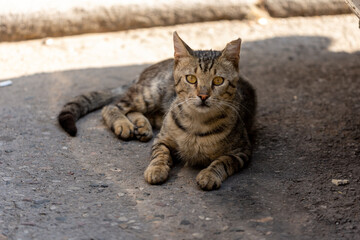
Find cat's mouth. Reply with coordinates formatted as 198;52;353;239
197;102;210;109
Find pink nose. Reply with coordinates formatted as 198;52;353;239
198;94;209;101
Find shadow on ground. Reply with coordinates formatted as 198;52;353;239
0;36;359;240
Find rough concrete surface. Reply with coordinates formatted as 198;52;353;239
1;15;360;240
0;0;352;42
0;0;263;42
264;0;352;17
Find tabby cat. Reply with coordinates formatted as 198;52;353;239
58;32;256;190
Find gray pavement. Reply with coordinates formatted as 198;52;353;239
1;15;360;240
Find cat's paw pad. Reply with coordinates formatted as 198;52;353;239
196;169;222;191
134;119;153;142
144;165;170;185
113;119;135;140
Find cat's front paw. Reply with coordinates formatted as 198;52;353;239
144;165;170;185
126;112;153;142
196;169;222;191
113;119;135;140
133;119;153;142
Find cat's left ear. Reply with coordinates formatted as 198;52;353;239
221;38;242;69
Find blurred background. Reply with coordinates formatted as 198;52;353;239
0;0;357;80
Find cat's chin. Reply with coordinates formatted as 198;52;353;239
192;104;212;113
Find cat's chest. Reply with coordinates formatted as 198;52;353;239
163;107;235;165
173;121;231;166
176;133;220;165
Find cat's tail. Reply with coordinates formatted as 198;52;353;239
58;86;127;136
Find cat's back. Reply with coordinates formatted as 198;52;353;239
137;59;174;85
126;59;175;113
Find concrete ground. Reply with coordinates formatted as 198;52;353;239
0;15;360;240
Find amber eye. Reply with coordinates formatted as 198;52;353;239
186;75;197;84
213;77;224;86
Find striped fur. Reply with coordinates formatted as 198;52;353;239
58;32;256;190
58;90;115;136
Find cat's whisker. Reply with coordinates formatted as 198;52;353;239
215;100;247;128
212;93;253;115
166;97;197;115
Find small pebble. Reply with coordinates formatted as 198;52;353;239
117;192;125;197
110;168;122;172
119;224;128;229
332;179;349;186
180;219;191;225
192;233;204;239
222;225;229;231
118;217;128;222
55;216;66;222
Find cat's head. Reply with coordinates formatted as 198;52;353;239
172;32;241;113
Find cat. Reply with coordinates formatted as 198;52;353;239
58;32;256;190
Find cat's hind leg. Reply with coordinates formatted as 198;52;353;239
102;106;154;142
102;105;135;140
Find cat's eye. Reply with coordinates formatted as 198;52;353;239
213;77;224;86
186;75;197;84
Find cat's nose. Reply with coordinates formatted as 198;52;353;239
198;94;209;102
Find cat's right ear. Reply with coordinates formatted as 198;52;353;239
173;32;193;60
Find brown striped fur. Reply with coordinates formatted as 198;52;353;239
58;32;256;190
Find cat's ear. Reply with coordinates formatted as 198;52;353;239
173;32;193;60
221;38;242;68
